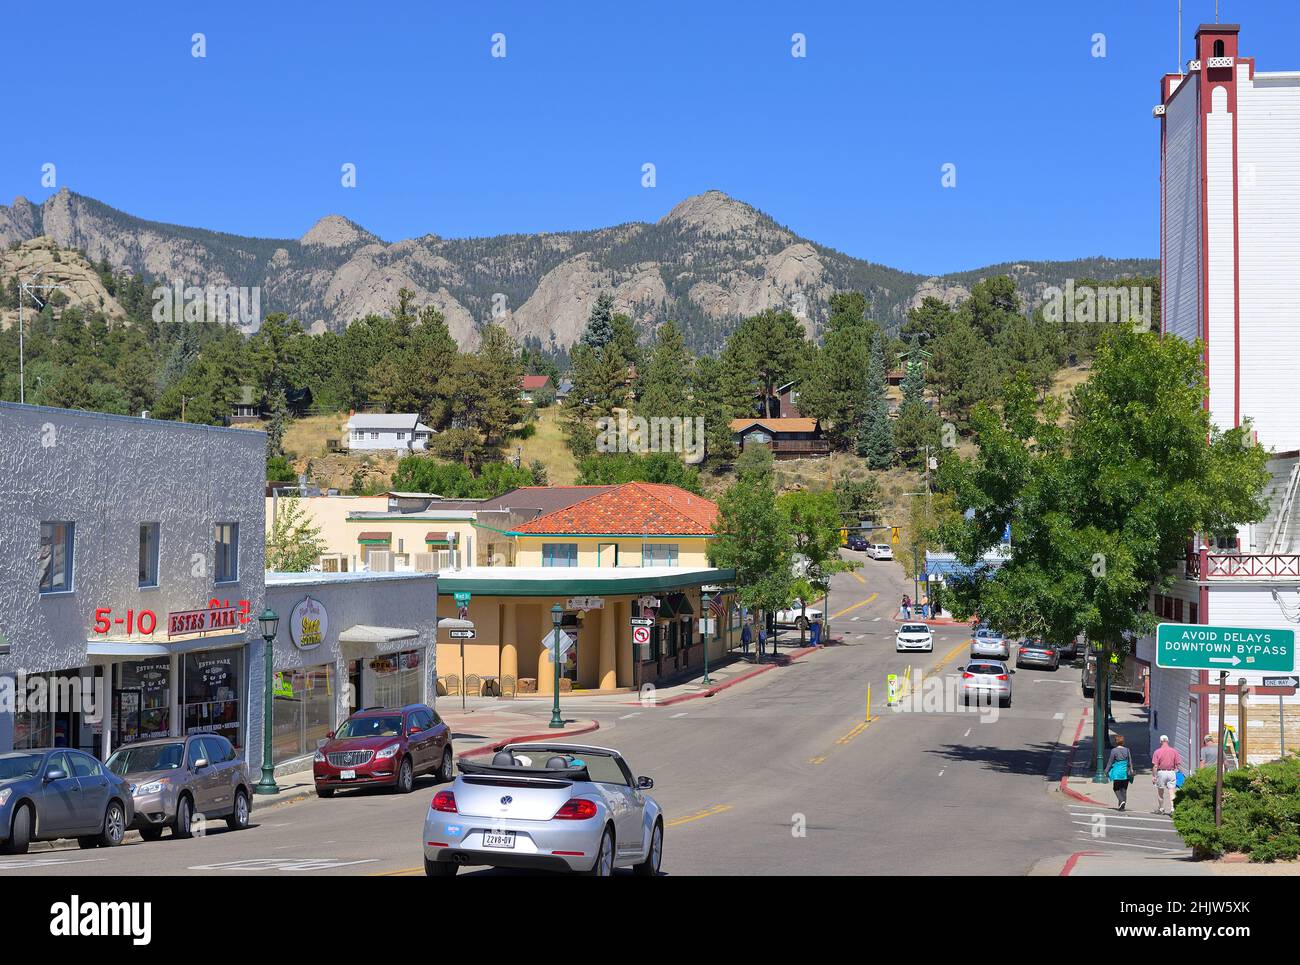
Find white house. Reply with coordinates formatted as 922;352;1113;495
1144;23;1300;765
345;413;434;454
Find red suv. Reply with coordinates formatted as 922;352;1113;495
314;704;453;797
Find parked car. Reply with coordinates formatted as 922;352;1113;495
961;661;1014;707
970;627;1010;660
1057;634;1085;661
868;544;894;560
774;601;823;630
1015;638;1061;670
895;622;934;652
0;749;134;854
314;704;453;797
424;743;663;877
845;534;869;551
106;734;252;840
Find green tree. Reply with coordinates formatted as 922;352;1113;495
265;497;327;572
939;327;1270;779
779;489;858;643
576;451;702;493
800;292;874;451
724;309;806;413
857;331;894;468
892;337;942;467
709;445;792;629
637;322;692;419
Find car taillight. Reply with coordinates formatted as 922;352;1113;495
996;674;1009;681
432;791;458;813
962;672;974;679
1019;647;1029;654
553;798;599;820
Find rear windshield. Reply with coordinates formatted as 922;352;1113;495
900;624;929;634
107;742;184;775
967;664;1005;675
975;629;1000;638
336;716;404;738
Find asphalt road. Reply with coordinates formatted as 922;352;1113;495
1;553;1099;876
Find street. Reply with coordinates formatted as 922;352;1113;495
0;554;1118;877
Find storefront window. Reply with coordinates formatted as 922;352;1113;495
273;664;336;765
14;671;92;751
183;649;244;748
113;657;171;748
368;649;423;707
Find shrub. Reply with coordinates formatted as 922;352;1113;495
1171;754;1300;861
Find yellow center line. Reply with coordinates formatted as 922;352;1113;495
370;867;424;876
928;639;970;677
666;804;732;828
808;755;827;765
852;572;866;584
830;592;877;620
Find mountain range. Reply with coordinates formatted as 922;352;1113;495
0;188;1157;353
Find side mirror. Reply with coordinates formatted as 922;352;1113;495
637;776;654;790
327;731;335;740
44;768;67;783
193;758;209;770
409;727;421;737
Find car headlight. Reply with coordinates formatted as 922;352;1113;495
135;780;167;796
376;743;400;760
0;788;10;806
314;748;325;763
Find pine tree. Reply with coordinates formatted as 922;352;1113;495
638;321;692;419
581;293;616;349
857;331;894;468
892;336;942;467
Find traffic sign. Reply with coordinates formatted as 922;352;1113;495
448;629;475;640
630;617;654;628
544;628;575;658
632;626;650;646
1156;623;1295;672
890;527;901;545
453;591;472;606
1263;676;1300;689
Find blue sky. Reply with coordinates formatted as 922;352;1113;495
6;1;1298;274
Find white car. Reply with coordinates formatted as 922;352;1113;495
895;622;933;652
774;601;823;630
868;544;893;560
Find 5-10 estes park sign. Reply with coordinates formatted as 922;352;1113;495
1156;623;1296;673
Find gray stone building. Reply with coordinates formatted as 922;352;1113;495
0;402;265;758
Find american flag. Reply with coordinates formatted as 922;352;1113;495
708;594;726;619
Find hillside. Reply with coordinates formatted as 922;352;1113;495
2;188;1156;354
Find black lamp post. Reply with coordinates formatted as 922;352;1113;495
548;603;564;728
254;607;280;795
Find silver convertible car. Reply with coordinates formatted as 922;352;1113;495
423;743;663;877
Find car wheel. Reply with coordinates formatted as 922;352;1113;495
796;617;809;631
424;856;458;876
139;827;164;842
226;789;251;831
2;804;32;855
999;697;1011;709
395;757;414;794
173;794;194;839
438;749;454;783
317;787;335;799
583;826;615;877
98;801;126;847
634;821;663;877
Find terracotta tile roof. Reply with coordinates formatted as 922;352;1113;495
513;482;718;536
730;417;819;433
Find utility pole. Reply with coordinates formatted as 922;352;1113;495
17;269;72;405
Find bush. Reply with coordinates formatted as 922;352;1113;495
1172;755;1300;862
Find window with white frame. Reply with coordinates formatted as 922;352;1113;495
643;543;679;566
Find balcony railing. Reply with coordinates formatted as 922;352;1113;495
1185;552;1300;580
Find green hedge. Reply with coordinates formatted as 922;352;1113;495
1171;755;1300;862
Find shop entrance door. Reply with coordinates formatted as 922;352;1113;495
348;660;362;714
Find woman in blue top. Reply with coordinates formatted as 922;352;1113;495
1106;734;1133;811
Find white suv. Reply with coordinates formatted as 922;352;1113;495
869;544;893;560
895;622;933;652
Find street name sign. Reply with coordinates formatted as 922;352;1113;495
1155;623;1295;672
630;617;654;628
448;629;475;640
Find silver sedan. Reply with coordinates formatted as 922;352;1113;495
961;660;1014;708
423;743;663;876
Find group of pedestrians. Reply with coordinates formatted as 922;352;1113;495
1105;733;1198;814
899;595;931;620
740;619;767;662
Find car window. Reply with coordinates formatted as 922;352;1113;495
0;753;44;780
187;739;207;768
430;710;443;727
210;736;236;762
69;752;101;778
336;715;404;738
901;624;928;634
107;742;185;775
585;755;631;787
408;711;427;732
967;664;1004;675
47;752;72;778
199;738;226;765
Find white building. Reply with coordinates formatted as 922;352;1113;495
1145;23;1300;765
345;413;434;454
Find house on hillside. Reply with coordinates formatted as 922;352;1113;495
730;417;829;459
756;380;803;419
230;385;314;425
519;374;551;403
345;413;434;454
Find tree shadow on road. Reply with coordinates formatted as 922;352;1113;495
922;739;1064;779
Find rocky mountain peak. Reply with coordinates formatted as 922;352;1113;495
660;190;771;236
300;215;376;248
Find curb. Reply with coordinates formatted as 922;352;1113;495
459;721;602;759
891;615;972;626
651;646;820;707
1059;850;1103;876
1058;706;1112;806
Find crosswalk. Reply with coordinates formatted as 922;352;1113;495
1065;803;1188;855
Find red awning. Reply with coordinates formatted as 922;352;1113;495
357;531;392;542
425;531;454;543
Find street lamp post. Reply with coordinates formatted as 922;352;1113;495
701;591;713;685
254;608;281;794
548;603;564;728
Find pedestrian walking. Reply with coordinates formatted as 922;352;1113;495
1200;734;1219;770
901;595;911;619
757;623;768;662
1151;734;1184;814
1106;734;1132;811
741;621;753;660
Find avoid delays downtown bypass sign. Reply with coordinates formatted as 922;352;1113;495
1156;623;1296;673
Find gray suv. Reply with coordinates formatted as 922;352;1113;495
106;734;252;840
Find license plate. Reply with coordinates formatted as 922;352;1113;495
483;831;516;850
340;769;355;780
